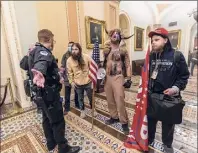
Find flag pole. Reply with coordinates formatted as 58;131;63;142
91;84;95;130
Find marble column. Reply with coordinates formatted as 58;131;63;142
1;1;32;108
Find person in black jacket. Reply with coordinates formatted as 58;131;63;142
20;55;29;72
20;43;36;72
147;28;190;153
29;29;80;153
61;41;80;115
20;43;43;113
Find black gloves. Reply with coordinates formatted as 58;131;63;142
123;80;132;88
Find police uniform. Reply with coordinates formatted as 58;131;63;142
29;43;80;153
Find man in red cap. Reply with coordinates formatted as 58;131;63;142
147;28;189;153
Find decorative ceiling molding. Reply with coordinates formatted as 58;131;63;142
156;4;171;14
158;2;196;22
144;1;158;24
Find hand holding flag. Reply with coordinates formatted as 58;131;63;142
124;44;151;151
89;39;100;129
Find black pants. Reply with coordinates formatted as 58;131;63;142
190;60;197;76
148;117;175;147
42;98;67;150
64;86;80;112
75;82;92;110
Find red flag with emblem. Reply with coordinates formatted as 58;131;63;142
124;45;150;151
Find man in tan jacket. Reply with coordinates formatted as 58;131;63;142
103;28;133;134
67;43;94;118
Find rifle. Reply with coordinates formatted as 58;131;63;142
33;87;53;122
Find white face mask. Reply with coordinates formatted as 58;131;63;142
68;46;72;52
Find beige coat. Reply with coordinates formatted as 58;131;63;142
67;54;92;86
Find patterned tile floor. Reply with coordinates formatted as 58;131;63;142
72;68;197;153
0;102;36;120
71;102;197;153
0;68;197;153
0;110;111;153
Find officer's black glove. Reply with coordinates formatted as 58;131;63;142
123;80;132;88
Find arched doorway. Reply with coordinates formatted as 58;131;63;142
119;12;131;59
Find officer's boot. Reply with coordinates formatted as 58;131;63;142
58;143;80;153
47;141;57;151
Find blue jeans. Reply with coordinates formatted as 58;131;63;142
64;86;79;112
75;82;92;110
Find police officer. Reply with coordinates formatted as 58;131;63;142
29;29;80;153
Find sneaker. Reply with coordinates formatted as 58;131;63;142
122;123;129;135
91;109;97;117
163;145;174;153
105;118;119;125
80;110;86;118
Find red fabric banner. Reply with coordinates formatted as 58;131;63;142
124;45;150;151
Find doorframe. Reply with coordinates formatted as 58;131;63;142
1;1;32;108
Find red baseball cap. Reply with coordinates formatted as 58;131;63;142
148;28;168;38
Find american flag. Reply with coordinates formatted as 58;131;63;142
91;39;100;64
124;44;150;151
88;40;99;87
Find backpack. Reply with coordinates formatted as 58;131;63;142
174;50;181;68
20;55;29;71
24;78;31;97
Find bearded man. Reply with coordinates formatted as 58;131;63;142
61;41;80;115
67;43;97;118
103;28;133;134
